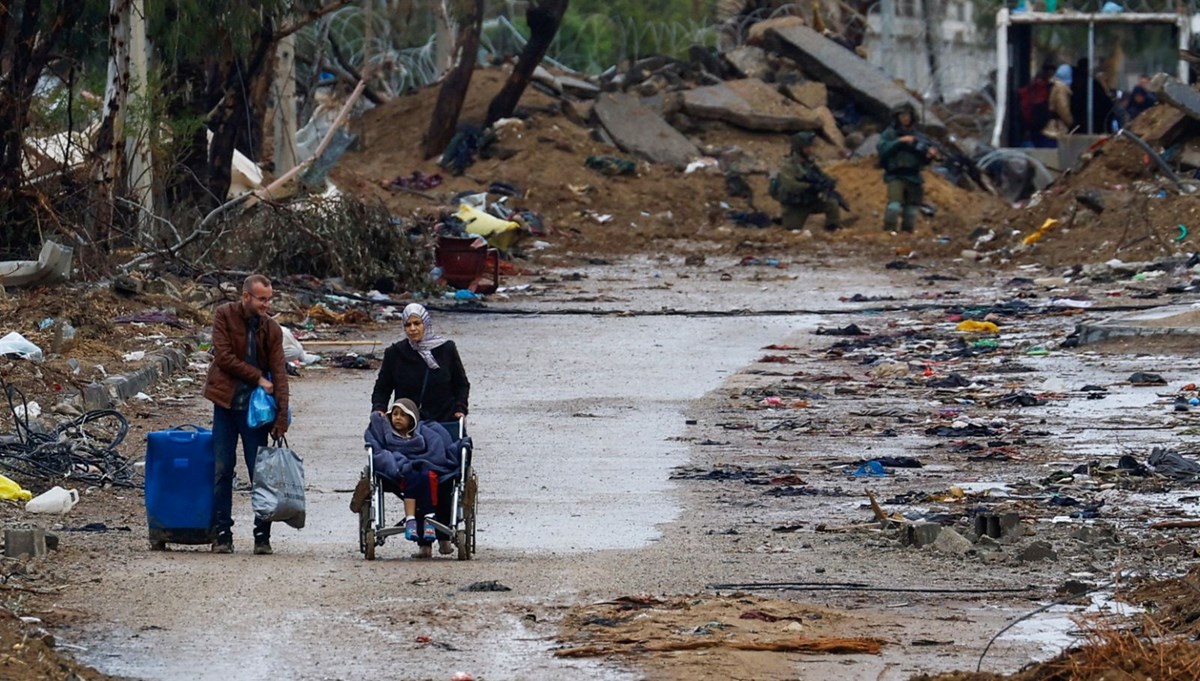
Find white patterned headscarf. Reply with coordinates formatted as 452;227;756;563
403;303;448;369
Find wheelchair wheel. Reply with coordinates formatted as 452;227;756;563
358;470;376;561
360;505;376;561
457;468;478;561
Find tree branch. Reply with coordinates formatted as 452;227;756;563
274;0;354;41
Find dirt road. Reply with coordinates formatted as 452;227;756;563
62;260;855;680
49;256;1193;680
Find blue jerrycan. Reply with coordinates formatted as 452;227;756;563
145;424;215;549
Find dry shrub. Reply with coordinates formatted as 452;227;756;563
1012;620;1200;681
218;194;434;293
911;616;1200;681
1125;565;1200;639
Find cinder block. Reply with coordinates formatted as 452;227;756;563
5;527;47;559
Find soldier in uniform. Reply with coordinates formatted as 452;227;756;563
877;102;937;233
770;131;842;232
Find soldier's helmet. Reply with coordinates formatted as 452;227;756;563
891;102;917;120
790;131;816;153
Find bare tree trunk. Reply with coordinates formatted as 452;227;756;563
484;0;568;128
92;0;133;252
273;32;299;177
434;0;456;76
127;0;155;246
0;0;85;251
421;0;484;159
920;0;944;103
206;21;275;204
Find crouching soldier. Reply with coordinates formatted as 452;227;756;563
770;131;844;232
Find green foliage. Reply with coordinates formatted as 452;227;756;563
145;0;345;62
544;1;721;72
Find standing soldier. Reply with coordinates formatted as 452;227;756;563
770;131;843;232
878;102;937;233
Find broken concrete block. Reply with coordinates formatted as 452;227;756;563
853;132;880;159
904;522;942;547
112;274;145;296
747;16;806;46
1137;106;1188;148
1020;540;1057;562
1149;73;1200;121
783;80;828;110
682;79;822;132
932;527;975;556
1179;138;1200;169
999;512;1021;535
764;24;943;132
594;92;700;169
562;99;596;127
724;46;772;80
813;105;846;149
975;535;1002;552
5;527;47;559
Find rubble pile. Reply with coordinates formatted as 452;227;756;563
332;21;1000;261
969;94;1200;268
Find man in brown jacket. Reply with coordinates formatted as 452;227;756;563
203;274;290;554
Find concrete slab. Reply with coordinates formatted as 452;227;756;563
681;79;822;132
764;24;944;132
813;105;846;149
784;80;828;109
1149;74;1200;121
594;92;700;169
747;15;806;46
724;46;771;80
1075;304;1200;345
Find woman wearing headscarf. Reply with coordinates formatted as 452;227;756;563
371;303;470;423
1046;64;1074;138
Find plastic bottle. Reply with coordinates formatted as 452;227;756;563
26;486;79;514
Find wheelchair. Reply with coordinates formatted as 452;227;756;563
357;418;477;560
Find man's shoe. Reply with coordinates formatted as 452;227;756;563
212;534;233;554
349;477;371;513
253;541;273;555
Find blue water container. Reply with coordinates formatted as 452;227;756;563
145;424;215;549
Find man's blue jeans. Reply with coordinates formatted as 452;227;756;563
212;404;272;542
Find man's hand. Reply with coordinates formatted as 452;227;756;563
454;411;465;419
900;135;916;144
270;425;286;440
927;146;940;160
258;376;274;393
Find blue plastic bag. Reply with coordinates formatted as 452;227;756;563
247;387;277;428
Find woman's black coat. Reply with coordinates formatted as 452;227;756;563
371;341;470;423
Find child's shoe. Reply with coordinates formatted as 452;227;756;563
422;514;437;542
404;517;418;541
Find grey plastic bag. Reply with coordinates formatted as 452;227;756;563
252;439;306;529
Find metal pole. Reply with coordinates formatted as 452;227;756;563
881;0;896;75
1179;16;1191;83
1087;21;1095;134
992;9;1009;147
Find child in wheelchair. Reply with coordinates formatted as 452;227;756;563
360;398;461;558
